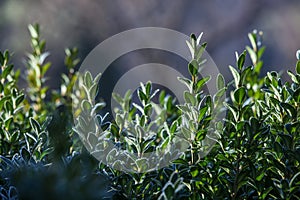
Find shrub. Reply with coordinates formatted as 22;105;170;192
0;25;299;199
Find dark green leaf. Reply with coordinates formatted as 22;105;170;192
196;76;210;91
188;59;198;76
280;102;296;118
21;147;31;161
237;51;246;70
138;89;147;103
198;106;208;121
4;101;13;113
0;52;4;65
110;124;119;137
0;82;3;93
144;103;152;116
233;87;246;105
172;158;188;166
163;183;174;199
146;81;152;95
15;94;25;106
4;117;13;129
190;33;197;41
159;90;166;105
296;60;300;74
30;117;41;135
170;121;178;134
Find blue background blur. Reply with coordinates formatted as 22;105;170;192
0;0;300;89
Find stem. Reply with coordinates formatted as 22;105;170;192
190;144;194;165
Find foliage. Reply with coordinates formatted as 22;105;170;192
0;25;300;199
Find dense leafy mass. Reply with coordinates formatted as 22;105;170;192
0;25;299;199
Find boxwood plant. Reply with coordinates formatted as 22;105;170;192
0;25;299;199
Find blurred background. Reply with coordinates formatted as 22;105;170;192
0;0;300;90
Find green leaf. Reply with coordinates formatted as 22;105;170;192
4;101;13;113
91;102;106;116
246;46;257;64
214;87;226;102
216;74;225;90
257;46;265;60
0;82;3;93
296;60;300;74
293;88;300;102
289;172;300;188
144;103;152;116
190;33;197;42
196;76;210;91
4;117;13;129
89;83;98;99
84;71;93;88
240;65;252;85
273;142;282;154
110;124;119;137
196;32;203;45
229;65;240;88
196;43;207;61
138;89;147;103
10;130;20;143
30;117;41;135
296;50;300;60
186;40;194;58
237;170;248;190
21;147;31;161
280;102;296;118
188;59;198;76
112;93;124;104
87;133;98;148
190;168;199;177
255;170;265;181
4;51;10;61
224;102;239;122
163;183;174;199
15;94;25;106
248;32;257;51
28;24;39;39
233;87;246;105
172;158;188;166
237;51;246;70
261;187;273;199
94;72;102;84
0;52;4;65
198;106;208;121
135;158;149;172
170;121;178;134
145;81;152;95
178;77;192;91
2;64;13;78
184;91;196;105
157;90;165;103
81;99;92;111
